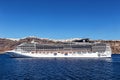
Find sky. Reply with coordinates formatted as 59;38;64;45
0;0;120;40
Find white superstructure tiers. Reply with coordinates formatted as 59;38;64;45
7;40;112;58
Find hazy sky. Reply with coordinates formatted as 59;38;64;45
0;0;120;39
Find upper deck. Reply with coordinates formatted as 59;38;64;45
15;42;109;53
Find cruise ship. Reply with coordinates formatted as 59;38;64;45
7;39;112;58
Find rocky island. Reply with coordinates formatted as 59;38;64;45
0;37;120;54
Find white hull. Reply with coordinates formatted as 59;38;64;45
7;50;111;58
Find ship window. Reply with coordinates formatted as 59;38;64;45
65;53;68;56
54;53;57;56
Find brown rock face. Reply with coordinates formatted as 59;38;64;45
0;38;17;53
0;37;120;54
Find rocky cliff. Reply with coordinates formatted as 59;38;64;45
0;37;120;54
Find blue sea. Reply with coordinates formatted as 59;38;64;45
0;53;120;80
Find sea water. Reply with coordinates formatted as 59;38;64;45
0;53;120;80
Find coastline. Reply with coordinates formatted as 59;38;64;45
0;52;5;54
0;37;120;54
